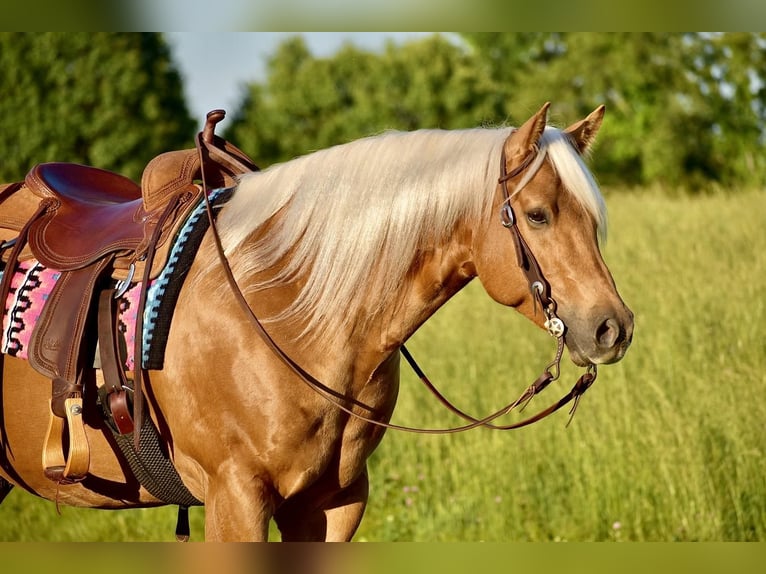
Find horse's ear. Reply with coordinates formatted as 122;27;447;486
504;102;550;167
564;104;605;155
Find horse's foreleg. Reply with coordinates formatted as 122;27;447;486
204;468;275;542
323;469;369;542
275;468;369;542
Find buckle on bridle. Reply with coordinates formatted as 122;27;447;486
500;203;515;228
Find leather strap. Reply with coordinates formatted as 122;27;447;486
31;255;112;483
0;201;52;492
121;110;257;447
0;200;51;321
401;339;597;430
131;194;184;449
97;289;134;434
499;147;554;310
29;256;114;409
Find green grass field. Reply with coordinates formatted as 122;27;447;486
1;189;764;541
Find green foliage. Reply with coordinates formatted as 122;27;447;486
461;32;766;190
359;188;766;541
225;35;504;166
1;189;764;541
5;33;762;191
229;33;766;190
0;33;195;182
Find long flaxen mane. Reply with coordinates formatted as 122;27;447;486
216;126;607;343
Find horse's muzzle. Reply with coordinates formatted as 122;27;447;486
565;305;634;366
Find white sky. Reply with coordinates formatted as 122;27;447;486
165;32;431;125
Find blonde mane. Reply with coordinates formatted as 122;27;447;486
216;126;606;342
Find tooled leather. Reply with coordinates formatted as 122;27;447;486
111;186;202;281
141;143;254;213
0;184;40;264
0;182;29;231
141;149;200;212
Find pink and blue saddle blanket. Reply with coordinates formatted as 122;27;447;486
0;187;233;371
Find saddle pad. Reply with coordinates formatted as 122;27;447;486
0;259;140;368
141;185;233;369
1;261;61;359
1;187;234;371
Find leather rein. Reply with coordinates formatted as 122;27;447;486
196;132;597;434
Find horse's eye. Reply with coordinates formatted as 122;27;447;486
526;209;548;226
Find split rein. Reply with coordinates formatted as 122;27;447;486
196;134;597;434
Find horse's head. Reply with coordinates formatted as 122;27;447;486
474;103;633;366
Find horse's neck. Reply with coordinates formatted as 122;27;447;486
303;232;476;400
211;217;476;392
371;229;477;355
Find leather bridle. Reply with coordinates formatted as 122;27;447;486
196;126;597;434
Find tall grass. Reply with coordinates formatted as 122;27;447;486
1;190;764;541
358;188;766;541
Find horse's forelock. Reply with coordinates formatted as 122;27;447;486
540;128;608;240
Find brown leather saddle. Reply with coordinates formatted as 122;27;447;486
0;110;258;483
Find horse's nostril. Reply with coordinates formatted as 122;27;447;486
596;317;620;350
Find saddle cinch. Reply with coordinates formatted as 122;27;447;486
0;110;258;484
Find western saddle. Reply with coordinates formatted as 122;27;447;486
0;110;258;484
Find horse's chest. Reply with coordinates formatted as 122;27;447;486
274;356;399;494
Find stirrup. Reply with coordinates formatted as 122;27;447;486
42;397;90;483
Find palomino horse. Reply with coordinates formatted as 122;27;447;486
0;103;633;541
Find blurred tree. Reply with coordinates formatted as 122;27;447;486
226;35;504;167
0;33;195;182
462;32;766;190
690;33;766;188
229;32;765;190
